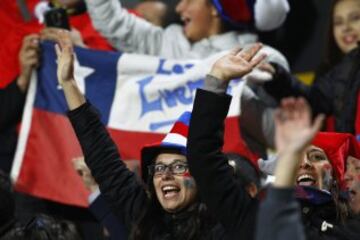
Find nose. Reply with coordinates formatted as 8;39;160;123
161;168;174;180
300;156;312;169
175;0;185;14
342;20;353;33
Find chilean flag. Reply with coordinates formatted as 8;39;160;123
11;42;258;207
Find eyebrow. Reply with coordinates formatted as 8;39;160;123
307;149;326;155
156;159;187;165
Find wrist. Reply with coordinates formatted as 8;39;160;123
17;74;30;93
60;78;77;88
209;69;228;82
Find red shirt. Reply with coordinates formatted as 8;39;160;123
0;0;114;88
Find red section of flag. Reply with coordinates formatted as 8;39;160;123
14;109;89;207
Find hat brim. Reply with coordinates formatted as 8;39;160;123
140;143;186;182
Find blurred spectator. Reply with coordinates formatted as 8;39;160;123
262;0;360;135
345;155;360;214
82;0;288;73
227;153;261;198
239;0;360;154
72;157;128;239
1;214;82;240
256;97;319;240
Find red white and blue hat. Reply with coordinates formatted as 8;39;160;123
141;112;191;181
211;0;255;27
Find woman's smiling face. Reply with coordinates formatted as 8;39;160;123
296;146;334;191
152;153;197;213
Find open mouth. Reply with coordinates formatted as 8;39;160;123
297;174;316;187
181;16;191;28
161;185;181;199
342;34;358;45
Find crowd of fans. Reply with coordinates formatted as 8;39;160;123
1;0;360;239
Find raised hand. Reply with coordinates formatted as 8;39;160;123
273;97;324;187
55;29;75;86
275;97;324;155
41;27;86;48
54;29;85;110
209;43;267;82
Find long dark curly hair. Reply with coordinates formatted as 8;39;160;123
129;172;219;240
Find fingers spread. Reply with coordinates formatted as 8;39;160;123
229;47;242;56
250;53;267;68
238;43;262;61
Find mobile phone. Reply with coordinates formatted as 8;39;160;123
44;8;70;30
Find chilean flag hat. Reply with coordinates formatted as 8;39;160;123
312;132;360;189
211;0;255;27
141;112;191;181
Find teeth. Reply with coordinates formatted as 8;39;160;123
162;186;178;192
297;174;315;182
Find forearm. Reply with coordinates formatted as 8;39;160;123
84;0;164;54
188;88;255;229
62;80;86;110
273;151;302;188
67;102;146;224
263;63;310;102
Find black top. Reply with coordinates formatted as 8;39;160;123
67;102;224;240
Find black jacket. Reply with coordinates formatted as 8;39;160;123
187;89;259;240
89;194;128;240
264;47;360;134
67;102;224;240
0;81;26;173
298;197;360;240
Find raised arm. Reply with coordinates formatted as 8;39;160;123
83;0;169;55
187;44;266;237
55;30;147;226
256;98;324;240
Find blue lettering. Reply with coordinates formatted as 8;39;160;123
161;90;178;108
138;76;162;117
156;60;195;75
172;64;184;74
175;86;192;104
186;79;204;94
157;59;172;75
